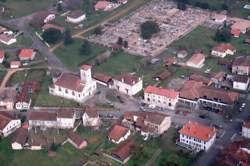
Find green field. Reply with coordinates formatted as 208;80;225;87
0;0;53;18
0;70;6;82
54;39;107;71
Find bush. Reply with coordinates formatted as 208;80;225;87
42;28;62;44
140;21;160;39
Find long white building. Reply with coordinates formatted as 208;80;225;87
179;121;216;152
28;110;76;129
0;112;21;137
49;64;97;103
144;85;179;110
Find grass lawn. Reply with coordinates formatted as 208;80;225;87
0;34;33;49
54;39;107;71
0;70;6;82
0;0;53;18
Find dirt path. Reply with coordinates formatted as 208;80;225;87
0;68;25;90
50;1;149;52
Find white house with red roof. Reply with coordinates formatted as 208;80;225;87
179;121;216;152
144;85;179;110
95;1;115;11
108;124;131;144
18;49;36;61
211;43;236;58
82;106;101;128
113;73;143;96
0;51;5;63
0;112;21;137
10;61;21;69
0;34;16;45
49;64;97;103
242;120;250;139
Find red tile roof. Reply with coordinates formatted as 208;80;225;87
190;74;210;85
95;1;109;10
19;49;34;59
233;56;250;67
93;72;112;83
84;106;98;118
29;112;57;121
187;53;205;65
57;109;74;119
213;43;235;53
0;112;17;130
42;24;65;32
144;85;179;99
54;73;84;92
231;28;241;37
67;131;87;148
179;121;216;142
81;64;92;71
112;139;136;162
115;73;141;85
244;120;250;128
0;51;4;59
109;124;129;142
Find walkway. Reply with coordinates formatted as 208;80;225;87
0;68;25;90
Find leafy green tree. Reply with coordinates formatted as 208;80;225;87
123;40;128;48
57;3;63;12
83;0;94;16
215;25;231;42
63;28;73;45
80;39;92;55
117;37;123;45
93;26;102;35
140;21;160;39
42;28;62;44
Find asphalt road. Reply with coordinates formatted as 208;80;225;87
194;94;250;166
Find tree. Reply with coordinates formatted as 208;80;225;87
93;26;102;35
177;2;187;10
117;37;123;45
57;3;63;12
80;39;92;55
63;28;73;45
83;0;94;16
123;40;128;48
140;21;160;39
42;28;62;44
215;25;231;42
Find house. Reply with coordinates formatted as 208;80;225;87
67;131;87;149
49;64;97;103
214;140;250;166
210;72;229;89
212;13;227;23
11;127;29;150
18;49;36;61
95;1;114;11
0;112;21;137
82;106;101;128
155;70;171;81
177;49;188;59
211;43;236;58
242;120;250;139
118;0;127;4
164;56;176;68
231;18;250;34
10;61;21;69
179;121;216;152
144;85;179;110
186;53;205;68
15;92;32;110
245;38;250;45
0;33;16;45
108;124;130;144
189;74;211;86
232;56;250;75
112;139;136;164
28;110;76;129
0;50;5;63
179;80;239;112
122;111;171;137
113;73;143;96
0;88;17;110
42;24;65;33
233;75;249;91
33;11;55;24
231;28;241;38
66;10;86;24
93;72;113;87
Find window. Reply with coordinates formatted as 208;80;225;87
59;87;62;91
72;91;75;96
65;89;68;94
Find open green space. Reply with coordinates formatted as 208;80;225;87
0;0;53;18
54;39;107;71
188;0;250;19
0;70;6;82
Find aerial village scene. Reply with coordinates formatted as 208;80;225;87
0;0;250;166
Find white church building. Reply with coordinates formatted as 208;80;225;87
49;64;97;103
